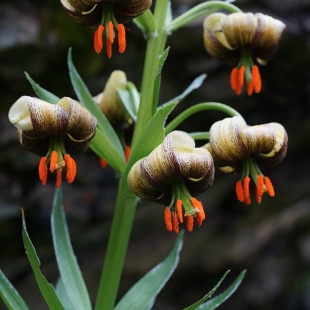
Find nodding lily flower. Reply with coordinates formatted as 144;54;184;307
60;0;152;57
8;96;97;187
203;12;285;95
127;131;215;233
204;116;288;205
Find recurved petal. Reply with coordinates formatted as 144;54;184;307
256;122;288;167
58;97;97;140
251;13;286;61
240;124;276;154
221;12;258;48
8;96;33;131
203;13;238;62
209;116;249;162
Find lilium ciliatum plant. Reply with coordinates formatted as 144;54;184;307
8;96;97;187
204;116;288;205
128;131;215;234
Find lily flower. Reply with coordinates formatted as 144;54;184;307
60;0;152;57
8;96;97;187
204;116;288;204
127;131;215;233
203;12;285;95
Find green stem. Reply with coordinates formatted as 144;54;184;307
95;179;138;310
131;0;170;148
165;102;244;134
166;1;242;32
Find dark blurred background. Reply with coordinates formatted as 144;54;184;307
1;0;310;309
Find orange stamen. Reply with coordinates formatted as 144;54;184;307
108;21;114;44
176;199;183;223
247;81;254;96
94;25;104;54
235;180;245;202
50;151;58;173
186;215;194;232
100;158;108;168
243;176;251;205
117;24;126;53
238;65;245;88
190;197;205;226
172;212;179;234
38;157;48;185
125;146;131;163
264;176;275;197
64;154;76;183
256;174;264;204
164;207;172;231
106;39;112;58
230;67;239;93
56;169;62;188
252;65;262;93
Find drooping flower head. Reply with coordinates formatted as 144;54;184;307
203;12;286;95
204;116;288;204
8;96;97;187
127;131;215;233
60;0;152;57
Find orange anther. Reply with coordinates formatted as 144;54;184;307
50;151;58;173
94;25;104;54
247;81;254;96
230;67;239;92
117;24;126;53
176;199;183;223
252;65;262;93
238;65;245;88
56;169;62;188
125;146;131;163
256;174;264;204
164;207;172;231
172;212;179;234
108;21;114;44
264;176;275;197
186;215;194;232
243;176;251;205
38;157;48;185
235;180;244;202
64;154;76;183
100;158;108;168
106;39;112;58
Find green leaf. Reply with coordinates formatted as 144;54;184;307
0;269;30;310
90;128;126;172
67;48;125;173
55;277;73;310
115;232;184;310
51;188;92;310
161;74;207;107
197;270;247;310
124;100;178;178
21;209;65;310
117;81;140;122
183;271;231;310
25;72;60;104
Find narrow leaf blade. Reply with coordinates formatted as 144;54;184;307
55;277;74;310
67;48;125;172
0;269;30;310
21;210;65;310
25;72;60;104
51;188;92;310
115;232;184;310
197;270;246;310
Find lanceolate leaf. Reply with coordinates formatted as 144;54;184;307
197;270;247;310
67;48;125;173
25;72;60;104
51;188;92;310
55;277;73;310
21;209;65;310
114;232;184;310
0;269;30;310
